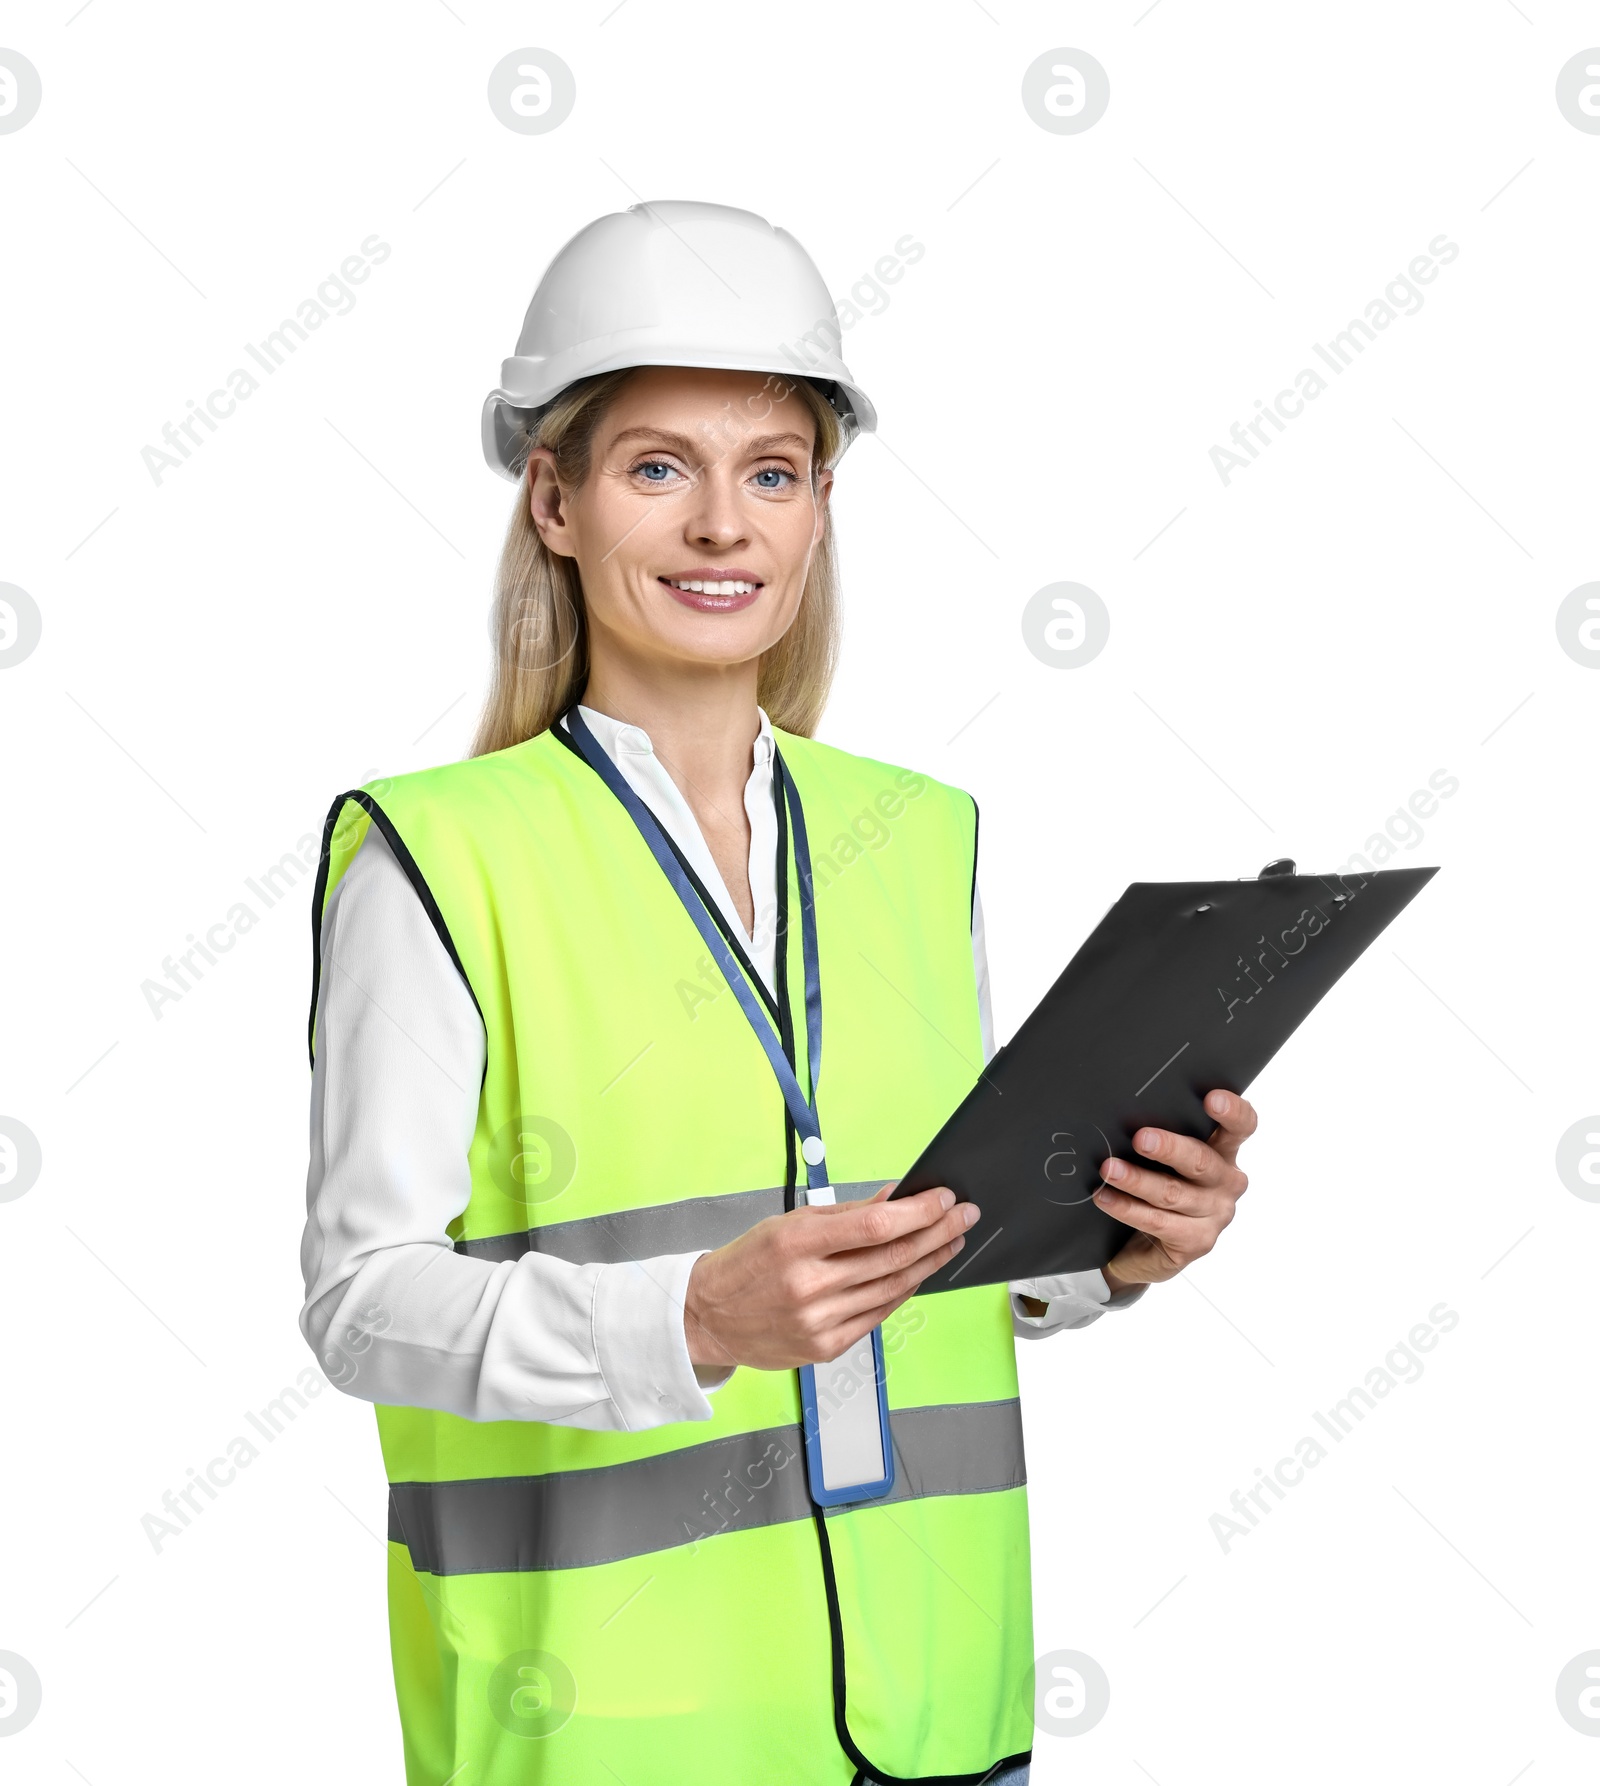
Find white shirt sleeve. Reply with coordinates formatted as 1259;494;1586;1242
977;880;1150;1337
300;821;735;1428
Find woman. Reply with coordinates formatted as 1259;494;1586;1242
301;200;1254;1785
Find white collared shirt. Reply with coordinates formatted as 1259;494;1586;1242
299;705;1142;1431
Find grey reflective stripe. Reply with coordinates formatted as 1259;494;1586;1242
455;1180;888;1265
388;1398;1026;1576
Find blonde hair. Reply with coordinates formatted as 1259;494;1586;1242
470;368;845;757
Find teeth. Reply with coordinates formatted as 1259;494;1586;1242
667;578;757;595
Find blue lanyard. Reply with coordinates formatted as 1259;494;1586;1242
563;706;831;1195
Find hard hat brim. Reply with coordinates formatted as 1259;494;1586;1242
481;351;877;482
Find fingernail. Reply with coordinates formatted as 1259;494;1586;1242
1104;1159;1125;1180
938;1189;956;1211
950;1234;966;1253
963;1203;981;1227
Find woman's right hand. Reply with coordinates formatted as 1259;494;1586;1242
682;1184;980;1372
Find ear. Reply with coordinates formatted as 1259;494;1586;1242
811;465;834;547
526;446;577;559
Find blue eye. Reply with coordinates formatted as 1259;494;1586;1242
628;458;796;490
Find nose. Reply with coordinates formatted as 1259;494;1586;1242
683;459;750;549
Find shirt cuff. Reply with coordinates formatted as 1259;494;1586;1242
1010;1267;1150;1335
591;1250;732;1428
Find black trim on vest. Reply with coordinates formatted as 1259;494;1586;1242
556;701;800;1199
772;753;799;1212
559;709;801;1203
547;712;586;764
553;707;782;1025
811;1505;1031;1786
969;793;980;932
307;788;488;1077
660;825;781;1024
764;760;1018;1785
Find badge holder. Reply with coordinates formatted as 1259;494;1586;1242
795;1183;896;1507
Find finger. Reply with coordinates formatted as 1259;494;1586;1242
813;1227;971;1326
812;1291;914;1364
797;1186;966;1257
1122;1126;1228;1186
1202;1089;1258;1162
822;1201;979;1291
1095;1164;1233;1220
809;1207;976;1310
1090;1180;1194;1241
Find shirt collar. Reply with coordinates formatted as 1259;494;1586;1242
576;702;773;766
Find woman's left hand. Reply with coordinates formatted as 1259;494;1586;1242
1094;1089;1257;1294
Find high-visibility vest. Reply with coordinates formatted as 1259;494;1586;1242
310;722;1036;1784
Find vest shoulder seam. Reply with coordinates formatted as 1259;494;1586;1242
771;728;976;813
353;731;559;805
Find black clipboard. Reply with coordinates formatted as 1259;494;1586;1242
890;860;1438;1291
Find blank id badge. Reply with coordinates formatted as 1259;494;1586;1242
795;1189;895;1506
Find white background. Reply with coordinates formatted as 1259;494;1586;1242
2;3;1596;1782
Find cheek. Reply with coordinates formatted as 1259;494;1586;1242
752;580;808;652
569;503;669;627
779;496;822;557
760;506;822;600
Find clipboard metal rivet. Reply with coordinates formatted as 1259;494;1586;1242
1195;902;1213;913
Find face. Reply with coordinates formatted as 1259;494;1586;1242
526;364;832;677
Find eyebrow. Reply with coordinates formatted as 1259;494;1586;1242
606;426;813;459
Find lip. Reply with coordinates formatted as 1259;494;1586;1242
658;569;765;614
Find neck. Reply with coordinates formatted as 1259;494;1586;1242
580;653;761;812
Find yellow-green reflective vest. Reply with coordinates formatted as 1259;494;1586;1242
310;722;1035;1784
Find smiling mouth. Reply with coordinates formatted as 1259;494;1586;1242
659;576;762;596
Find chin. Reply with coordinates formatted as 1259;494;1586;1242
656;622;779;668
646;603;790;666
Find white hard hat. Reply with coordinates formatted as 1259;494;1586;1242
481;199;878;482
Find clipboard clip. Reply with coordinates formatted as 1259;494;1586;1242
1213;859;1297;906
